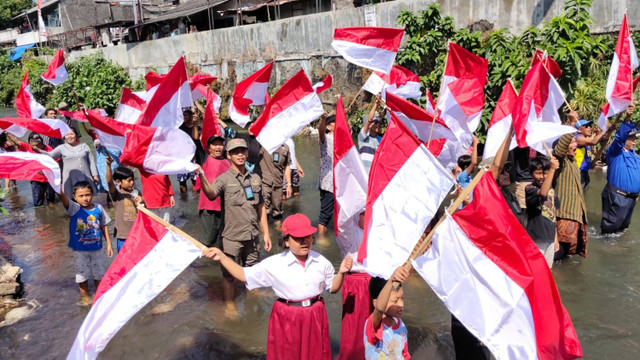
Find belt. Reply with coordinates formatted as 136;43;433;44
277;295;321;307
608;183;639;200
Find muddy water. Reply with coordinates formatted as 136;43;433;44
0;107;639;359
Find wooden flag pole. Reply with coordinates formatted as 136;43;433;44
137;205;206;251
590;112;625;169
346;86;364;113
400;167;487;273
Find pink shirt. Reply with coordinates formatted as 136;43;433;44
198;156;230;211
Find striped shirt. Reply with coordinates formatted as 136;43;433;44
553;134;587;224
358;128;379;173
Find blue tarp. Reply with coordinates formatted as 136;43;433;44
10;43;36;61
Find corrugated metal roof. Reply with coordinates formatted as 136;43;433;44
12;0;60;19
141;0;230;25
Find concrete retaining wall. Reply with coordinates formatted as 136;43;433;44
68;0;637;93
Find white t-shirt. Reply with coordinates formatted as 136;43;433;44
244;250;335;301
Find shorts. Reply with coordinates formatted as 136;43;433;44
220;238;260;279
177;172;197;182
283;169;300;190
73;250;107;283
318;189;334;226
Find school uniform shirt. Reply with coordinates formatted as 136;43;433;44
363;315;410;360
211;168;263;241
257;144;290;187
139;169;174;209
606;121;640;194
67;201;111;251
198;156;230;211
244;250;335;301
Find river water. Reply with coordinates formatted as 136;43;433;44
0;107;639;359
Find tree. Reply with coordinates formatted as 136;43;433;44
0;0;33;24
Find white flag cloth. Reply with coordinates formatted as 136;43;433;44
41;49;68;86
357;113;455;279
67;211;201;360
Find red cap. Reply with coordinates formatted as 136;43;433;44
282;214;317;237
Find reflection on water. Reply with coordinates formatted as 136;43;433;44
1;112;640;358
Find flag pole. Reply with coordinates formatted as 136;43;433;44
137;205;207;251
589;112;625;169
346;86;364;113
427;42;451;149
400;167;487;274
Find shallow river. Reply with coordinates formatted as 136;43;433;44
0;107;639;359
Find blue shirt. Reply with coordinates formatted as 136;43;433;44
67;201;111;251
606;122;640;193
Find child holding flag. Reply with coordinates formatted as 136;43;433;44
203;213;352;360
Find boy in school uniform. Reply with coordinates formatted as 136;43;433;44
105;157;144;252
364;267;411;360
59;181;113;305
525;156;560;268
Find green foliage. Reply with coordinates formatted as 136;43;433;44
52;54;132;114
0;50;21;106
392;0;634;140
0;0;32;23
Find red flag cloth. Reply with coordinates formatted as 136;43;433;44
605;13;639;114
200;89;223;149
414;172;582;360
0;117;70;139
530;49;562;79
312;74;333;94
15;71;45;119
331;27;404;74
41;49;68;86
228;61;274;127
249;69;324;154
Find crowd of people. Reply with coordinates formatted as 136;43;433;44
1;95;639;359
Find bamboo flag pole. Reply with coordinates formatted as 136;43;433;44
346;86;365;113
137;205;207;251
400;167;487;273
590;112;625;169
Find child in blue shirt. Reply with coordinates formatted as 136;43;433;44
363;267;411;360
59;181;113;305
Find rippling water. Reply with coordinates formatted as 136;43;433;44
1;107;639;359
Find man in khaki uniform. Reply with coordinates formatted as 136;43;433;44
256;144;292;227
198;138;272;317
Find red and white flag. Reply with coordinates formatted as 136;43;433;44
385;91;456;144
0;152;61;193
249;70;325;154
41;49;68;86
598;75;640;131
531;49;562;79
357;113;455;279
605;13;639;116
67;211;202;360
312;74;333;94
363;65;421;100
86;111;133;151
333;95;368;272
116;88;147;124
229;61;273;127
512;62;575;152
331;27;404;74
200;89;223;149
16;71;45;119
483;80;518;159
136;57;193;129
58;109;108;123
413;172;582;360
437;42;488;148
189;72;217;101
0;117;70;139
